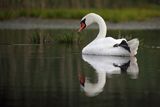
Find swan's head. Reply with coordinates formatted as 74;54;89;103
78;13;97;32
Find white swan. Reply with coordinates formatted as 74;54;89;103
79;55;139;97
78;13;139;56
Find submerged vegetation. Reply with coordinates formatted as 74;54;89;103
0;6;160;22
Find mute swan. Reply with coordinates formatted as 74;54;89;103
79;55;139;97
78;13;139;56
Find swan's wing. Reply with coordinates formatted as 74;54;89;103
113;40;131;52
82;37;129;55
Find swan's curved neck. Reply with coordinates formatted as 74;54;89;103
84;72;106;96
96;72;106;87
94;15;107;39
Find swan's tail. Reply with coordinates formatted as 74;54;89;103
128;38;139;56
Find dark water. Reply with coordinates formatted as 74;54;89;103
0;29;160;107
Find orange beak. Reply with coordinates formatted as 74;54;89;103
78;22;86;32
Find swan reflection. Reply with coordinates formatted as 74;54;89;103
79;55;139;97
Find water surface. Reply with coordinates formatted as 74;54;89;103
0;29;160;107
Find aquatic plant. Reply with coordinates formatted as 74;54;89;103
29;31;53;44
54;32;83;44
28;30;83;44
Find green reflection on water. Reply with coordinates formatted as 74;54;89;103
0;29;160;107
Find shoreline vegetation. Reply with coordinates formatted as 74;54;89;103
0;6;160;22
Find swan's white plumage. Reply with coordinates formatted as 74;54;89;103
80;13;139;56
82;37;130;56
